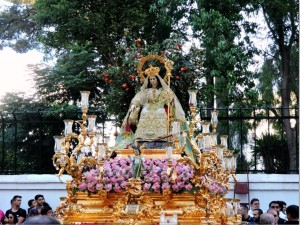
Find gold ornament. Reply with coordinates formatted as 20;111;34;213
144;65;160;76
136;54;172;83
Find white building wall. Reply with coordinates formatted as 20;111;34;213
0;174;298;213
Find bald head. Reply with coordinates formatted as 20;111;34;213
22;215;61;224
267;208;279;223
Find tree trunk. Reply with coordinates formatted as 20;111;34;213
279;42;297;172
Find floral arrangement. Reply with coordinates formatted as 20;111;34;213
201;177;227;195
73;157;227;195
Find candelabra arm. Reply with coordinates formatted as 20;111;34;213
71;133;79;139
57;162;66;177
231;170;238;183
71;143;84;157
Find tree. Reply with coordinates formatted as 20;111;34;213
258;0;299;172
0;1;45;52
0;92;59;174
190;0;259;108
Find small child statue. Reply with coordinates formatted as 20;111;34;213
129;146;145;178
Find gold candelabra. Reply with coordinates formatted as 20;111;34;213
52;91;110;184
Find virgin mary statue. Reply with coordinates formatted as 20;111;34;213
114;64;187;149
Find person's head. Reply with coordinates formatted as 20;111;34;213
148;75;163;89
132;145;140;156
35;194;45;206
144;66;162;87
43;202;50;207
7;213;15;224
22;215;61;224
252;208;263;222
145;74;163;89
41;206;53;216
238;204;248;218
11;195;22;208
286;205;299;221
278;201;287;213
260;213;276;225
28;199;36;208
28;208;39;217
267;208;279;223
269;201;280;212
250;198;260;210
277;200;284;212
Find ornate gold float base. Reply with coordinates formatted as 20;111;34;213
57;191;220;224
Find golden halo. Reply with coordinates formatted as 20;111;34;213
136;54;171;83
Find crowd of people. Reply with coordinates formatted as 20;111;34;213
240;198;299;225
0;195;60;225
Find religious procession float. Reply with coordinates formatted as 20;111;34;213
53;54;242;224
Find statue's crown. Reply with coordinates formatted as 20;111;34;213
144;65;160;76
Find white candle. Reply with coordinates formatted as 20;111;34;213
220;135;228;149
87;115;97;132
188;89;198;106
53;136;64;153
63;120;74;136
211;110;218;124
216;146;224;162
165;146;173;160
98;144;106;160
232;155;237;169
201;121;210;133
80;91;90;109
203;134;212;151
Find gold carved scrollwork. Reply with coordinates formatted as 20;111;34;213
162;189;176;209
136;195;159;223
98;190;107;200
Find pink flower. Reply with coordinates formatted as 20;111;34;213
185;184;193;191
87;183;96;192
78;182;87;191
177;182;185;189
176;165;183;174
120;181;128;189
96;183;103;190
152;175;161;183
143;183;151;191
152;182;161;193
110;177;118;183
85;172;94;182
162;182;170;191
104;183;112;192
113;183;122;192
171;184;179;192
